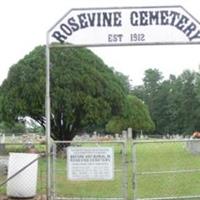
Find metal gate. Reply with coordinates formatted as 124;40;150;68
50;140;128;200
132;139;200;200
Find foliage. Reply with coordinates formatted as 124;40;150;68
106;95;155;134
0;45;127;140
114;71;131;93
106;116;126;134
132;68;200;135
0;121;26;135
1;46;46;125
124;95;155;131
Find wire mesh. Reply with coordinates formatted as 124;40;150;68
51;141;127;200
0;143;46;199
132;139;200;200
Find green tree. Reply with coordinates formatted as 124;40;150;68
152;77;179;135
194;70;200;131
114;71;131;93
0;121;26;135
133;68;200;136
0;45;126;140
177;70;199;134
105;116;126;134
142;68;163;131
106;95;155;137
132;69;177;135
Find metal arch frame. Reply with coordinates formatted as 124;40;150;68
46;6;200;200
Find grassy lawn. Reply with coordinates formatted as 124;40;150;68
1;141;200;199
135;141;200;199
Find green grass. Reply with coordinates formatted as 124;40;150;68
1;141;200;199
135;142;200;199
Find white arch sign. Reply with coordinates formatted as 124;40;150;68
48;6;200;46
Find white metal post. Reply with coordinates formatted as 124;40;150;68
46;34;51;200
132;142;137;200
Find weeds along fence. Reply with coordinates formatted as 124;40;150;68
132;139;200;200
0;143;47;198
51;140;128;200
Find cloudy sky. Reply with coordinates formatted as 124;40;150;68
1;0;200;86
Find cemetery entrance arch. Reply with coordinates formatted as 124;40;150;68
46;5;200;200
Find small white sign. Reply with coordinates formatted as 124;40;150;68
67;147;114;180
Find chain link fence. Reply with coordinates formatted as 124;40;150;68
51;140;127;200
2;139;200;200
0;143;47;199
132;139;200;200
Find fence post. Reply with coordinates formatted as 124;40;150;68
52;142;56;200
121;141;128;200
132;142;137;200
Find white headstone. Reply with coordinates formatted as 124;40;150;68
1;134;5;143
12;134;16;141
92;131;97;140
140;133;144;139
127;128;132;139
122;130;127;140
115;133;119;140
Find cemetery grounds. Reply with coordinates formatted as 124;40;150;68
1;137;200;199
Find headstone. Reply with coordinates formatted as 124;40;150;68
1;134;5;143
127;128;132;139
122;130;127;140
93;131;97;136
187;139;200;154
115;133;120;140
140;133;144;139
12;134;16;142
92;131;97;140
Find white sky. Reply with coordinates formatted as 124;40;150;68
0;0;200;86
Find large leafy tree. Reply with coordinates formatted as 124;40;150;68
106;95;155;137
0;45;126;140
141;68;163;130
177;70;200;133
132;68;200;136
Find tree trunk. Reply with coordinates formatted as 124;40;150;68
51;126;76;152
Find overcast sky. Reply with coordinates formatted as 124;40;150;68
1;0;200;86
